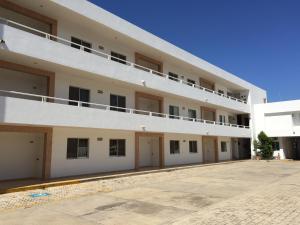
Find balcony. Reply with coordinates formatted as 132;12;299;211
0;90;251;138
0;18;250;113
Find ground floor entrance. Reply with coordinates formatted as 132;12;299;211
280;137;300;160
202;136;218;163
231;138;251;160
0;125;52;181
135;132;164;169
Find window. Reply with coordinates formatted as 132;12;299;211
187;79;196;86
111;51;127;64
71;37;91;53
109;139;126;156
110;94;126;112
188;109;197;121
272;137;280;150
169;105;180;119
219;115;226;124
170;140;180;154
69;86;90;107
189;141;198;153
221;141;227;152
67;138;89;159
218;90;224;95
168;72;179;82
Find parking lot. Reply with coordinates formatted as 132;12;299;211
0;160;300;225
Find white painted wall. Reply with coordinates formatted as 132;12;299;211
1;24;251;113
51;127;135;178
164;134;202;166
0;97;251;138
253;100;300;138
54;72;135;108
0;132;44;180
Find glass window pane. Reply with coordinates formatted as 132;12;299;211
118;140;126;156
80;89;90;107
67;138;78;158
69;86;79;106
109;139;118;156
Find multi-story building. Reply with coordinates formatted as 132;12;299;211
0;0;267;181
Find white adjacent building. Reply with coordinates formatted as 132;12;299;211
0;0;269;181
254;100;300;160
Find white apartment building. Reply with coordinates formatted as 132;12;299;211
0;0;268;181
254;100;300;160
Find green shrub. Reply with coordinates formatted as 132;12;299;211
253;131;274;159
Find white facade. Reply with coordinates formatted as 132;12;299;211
0;0;269;180
253;100;300;160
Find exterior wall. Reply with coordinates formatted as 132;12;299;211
164;133;202;166
54;72;135;108
218;137;232;161
0;132;44;180
1;24;251;113
51;127;135;178
253;100;300;138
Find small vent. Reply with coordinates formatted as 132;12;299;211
97;90;103;94
98;45;104;50
97;137;103;141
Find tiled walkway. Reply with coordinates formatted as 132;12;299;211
0;161;299;225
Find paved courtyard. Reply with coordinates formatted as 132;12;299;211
0;160;300;225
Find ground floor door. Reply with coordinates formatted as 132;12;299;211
203;137;217;163
0;132;44;180
135;133;164;169
138;136;160;167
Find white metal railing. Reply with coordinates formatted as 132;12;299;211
0;17;248;104
0;90;250;129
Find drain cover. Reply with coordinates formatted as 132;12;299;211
29;193;50;198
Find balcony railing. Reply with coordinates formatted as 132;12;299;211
0;17;247;104
0;90;250;129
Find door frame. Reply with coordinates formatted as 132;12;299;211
201;106;216;121
0;60;55;99
135;92;164;113
135;52;163;73
135;132;164;169
202;136;218;163
0;125;53;180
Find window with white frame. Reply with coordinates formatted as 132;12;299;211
188;109;197;121
169;105;180;119
111;51;127;64
71;37;91;53
67;138;89;159
170;140;180;154
219;115;226;124
68;86;90;107
189;140;198;153
168;72;179;81
221;141;227;152
109;139;126;156
187;79;196;86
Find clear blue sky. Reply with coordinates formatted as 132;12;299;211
90;0;300;102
